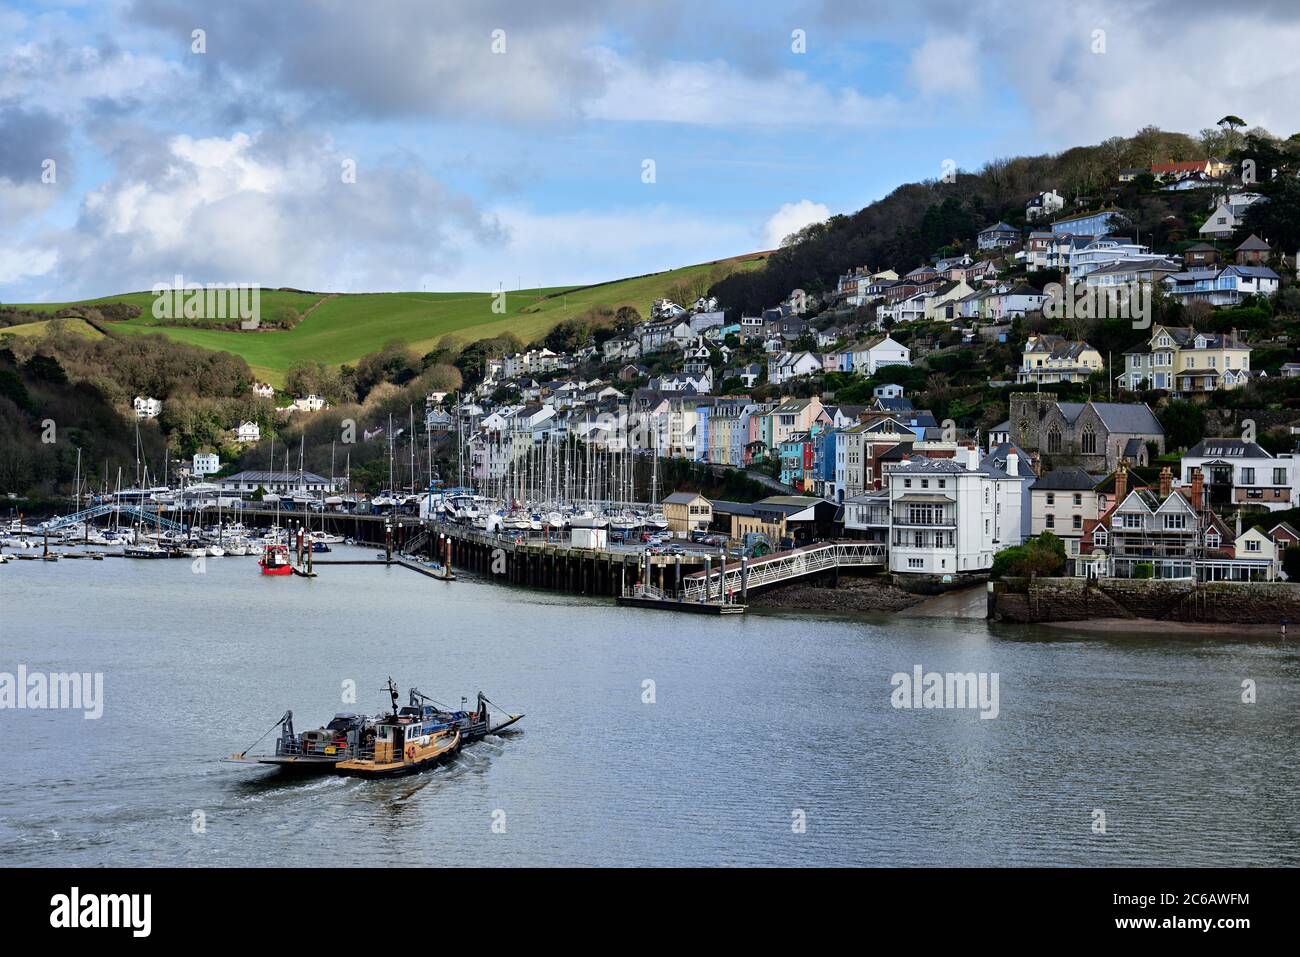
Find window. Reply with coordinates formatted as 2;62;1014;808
1122;513;1143;529
1081;426;1097;455
1242;468;1255;485
1073;493;1083;506
1206;532;1219;548
1274;468;1287;486
1093;527;1108;546
908;558;924;569
1073;515;1083;530
1045;514;1055;528
1164;514;1187;530
1046;492;1055;505
1245;538;1261;553
1047;428;1062;454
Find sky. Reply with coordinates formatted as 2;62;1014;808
3;0;1300;301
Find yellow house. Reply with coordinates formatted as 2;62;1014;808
1123;325;1252;394
662;492;712;532
1017;335;1103;385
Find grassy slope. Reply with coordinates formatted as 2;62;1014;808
0;317;105;340
14;254;766;385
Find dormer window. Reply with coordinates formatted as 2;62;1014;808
1093;527;1108;546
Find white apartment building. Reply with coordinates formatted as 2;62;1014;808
133;396;162;419
886;449;1027;576
192;452;221;476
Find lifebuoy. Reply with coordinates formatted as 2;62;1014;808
405;743;416;761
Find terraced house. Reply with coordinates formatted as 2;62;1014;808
1119;325;1253;394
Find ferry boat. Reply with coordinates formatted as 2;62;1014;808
258;542;293;575
225;685;522;775
334;681;460;778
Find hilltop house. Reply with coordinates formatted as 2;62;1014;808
850;335;911;375
978;221;1021;251
233;420;261;444
768;351;822;386
1017;335;1103;386
1050;209;1119;238
1025;189;1065;221
1161;265;1279;307
1119;325;1252;393
133;396;162;419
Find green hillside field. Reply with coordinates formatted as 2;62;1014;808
13;253;767;385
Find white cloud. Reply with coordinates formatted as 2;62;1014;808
3;130;505;299
907;34;980;98
762;200;829;249
585;49;901;127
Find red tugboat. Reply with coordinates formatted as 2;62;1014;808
258;542;293;575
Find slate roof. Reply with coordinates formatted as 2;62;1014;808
1185;438;1271;458
1057;401;1164;435
1032;466;1100;491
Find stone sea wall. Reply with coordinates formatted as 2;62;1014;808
988;577;1300;625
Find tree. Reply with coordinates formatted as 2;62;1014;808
1217;115;1247;155
1160;400;1205;451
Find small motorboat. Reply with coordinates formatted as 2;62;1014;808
258;542;293;575
123;543;169;559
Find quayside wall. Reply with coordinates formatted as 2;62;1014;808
988;577;1300;625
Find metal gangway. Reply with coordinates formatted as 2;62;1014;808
37;502;185;533
681;541;885;602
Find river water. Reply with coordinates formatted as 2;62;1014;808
2;547;1297;867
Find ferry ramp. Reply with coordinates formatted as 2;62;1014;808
681;541;885;602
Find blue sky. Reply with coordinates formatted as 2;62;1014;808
4;0;1300;300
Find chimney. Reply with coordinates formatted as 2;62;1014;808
1191;468;1204;511
1114;465;1128;502
967;446;980;471
1159;466;1172;498
1007;451;1019;477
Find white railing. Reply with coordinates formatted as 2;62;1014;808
681;541;885;602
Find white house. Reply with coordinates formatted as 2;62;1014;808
1068;237;1175;279
251;382;275;399
852;335;911;376
1181;438;1297;513
1199;192;1264;240
885;448;1026;576
192;452;221;476
1162;265;1279;307
133;396;162;419
234;420;261;444
768;351;822;386
285;394;328;413
1026;189;1065;221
